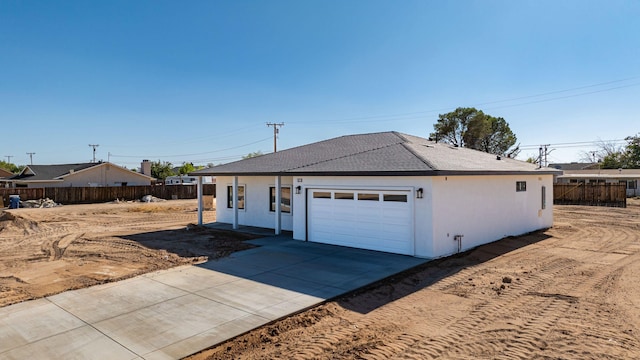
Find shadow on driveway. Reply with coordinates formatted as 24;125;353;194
126;223;551;315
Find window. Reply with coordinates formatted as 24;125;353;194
516;181;527;192
541;186;546;209
226;185;245;209
383;194;408;202
335;192;354;200
270;186;291;213
313;192;331;199
629;180;638;190
358;193;379;201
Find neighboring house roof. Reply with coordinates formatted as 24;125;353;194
0;168;13;178
558;169;640;179
11;163;98;182
549;163;600;170
192;131;560;176
10;162;155;182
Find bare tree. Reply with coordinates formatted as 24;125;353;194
578;139;624;164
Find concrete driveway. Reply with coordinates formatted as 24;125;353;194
0;235;427;360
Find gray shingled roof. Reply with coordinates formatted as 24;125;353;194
549;162;599;170
191;132;560;176
11;163;100;181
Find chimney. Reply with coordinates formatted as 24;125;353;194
141;160;151;176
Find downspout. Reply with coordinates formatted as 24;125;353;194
454;234;463;253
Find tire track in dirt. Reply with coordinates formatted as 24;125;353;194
406;259;574;359
276;254;576;360
355;228;640;359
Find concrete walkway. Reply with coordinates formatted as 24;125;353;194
0;235;427;360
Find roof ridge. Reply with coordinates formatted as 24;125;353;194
401;143;437;170
286;138;405;172
390;132;438;170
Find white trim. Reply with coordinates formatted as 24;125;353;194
197;176;203;225
225;183;247;212
275;176;281;235
268;184;293;215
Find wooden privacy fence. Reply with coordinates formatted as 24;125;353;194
554;183;626;208
0;184;215;207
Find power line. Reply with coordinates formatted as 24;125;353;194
284;77;640;126
106;124;260;149
109;136;273;159
4;155;13;164
483;82;640;112
112;152;262;166
474;76;639;107
520;139;627;150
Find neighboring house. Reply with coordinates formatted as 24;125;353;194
0;168;13;188
165;175;214;185
192;131;559;259
0;168;13;178
549;162;600;171
4;162;155;188
556;169;640;197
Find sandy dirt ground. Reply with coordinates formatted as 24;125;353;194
189;199;640;360
3;199;640;359
0;200;260;307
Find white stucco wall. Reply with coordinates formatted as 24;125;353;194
430;174;553;258
216;176;294;231
214;173;554;259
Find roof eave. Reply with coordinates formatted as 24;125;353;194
190;169;560;177
12;179;64;183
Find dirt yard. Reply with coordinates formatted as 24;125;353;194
0;199;259;307
3;199;640;359
189;199;640;360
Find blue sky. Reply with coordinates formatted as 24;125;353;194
1;1;638;168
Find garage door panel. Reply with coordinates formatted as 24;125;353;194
308;189;414;255
384;212;410;220
355;227;384;239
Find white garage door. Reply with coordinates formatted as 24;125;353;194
307;189;414;255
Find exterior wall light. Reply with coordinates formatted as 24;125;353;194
417;188;423;199
295;186;302;195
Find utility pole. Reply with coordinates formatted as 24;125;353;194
5;155;13;164
26;152;35;165
88;144;99;163
544;144;549;168
538;144;552;167
538;146;543;168
266;122;284;152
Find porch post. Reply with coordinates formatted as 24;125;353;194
232;176;239;230
275;175;281;235
197;176;203;225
